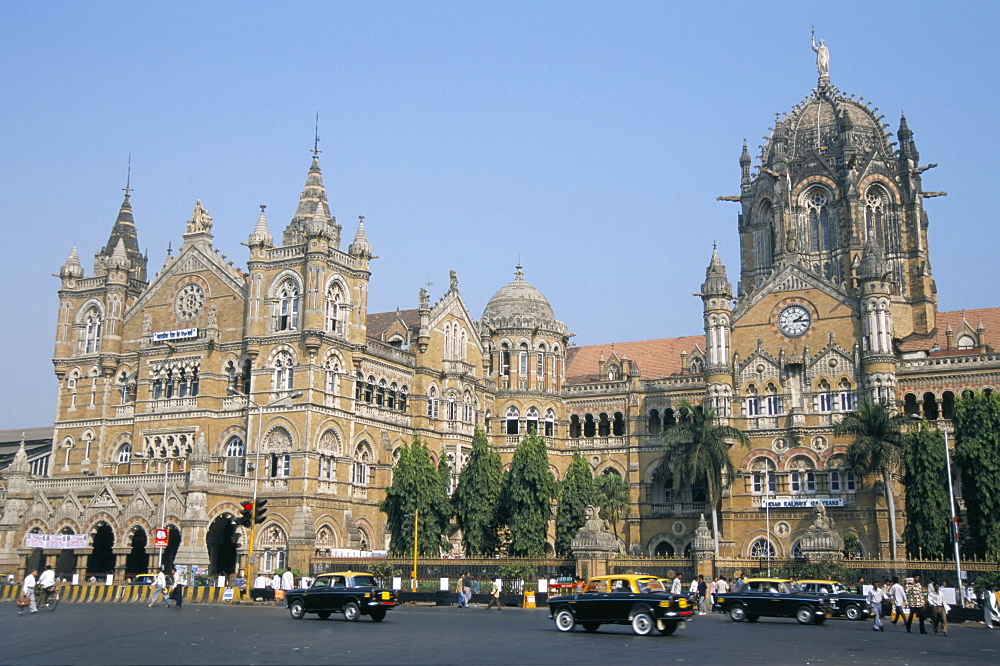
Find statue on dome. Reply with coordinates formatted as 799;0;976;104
811;29;830;79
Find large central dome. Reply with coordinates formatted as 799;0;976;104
481;265;566;334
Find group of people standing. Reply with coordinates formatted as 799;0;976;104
669;573;731;614
866;574;1000;635
453;573;500;609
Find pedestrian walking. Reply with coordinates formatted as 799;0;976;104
927;581;948;636
983;584;1000;629
670;573;682;595
486;577;503;610
148;568;169;607
19;569;39;615
868;582;885;632
169;567;186;609
904;575;928;634
271;573;281;590
889;577;907;627
281;568;295;591
455;575;467;607
697;575;709;615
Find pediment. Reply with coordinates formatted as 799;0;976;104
25;493;54;520
54;491;85;519
87;482;123;512
124;488;155;516
733;263;856;322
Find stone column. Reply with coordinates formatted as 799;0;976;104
691;515;715;579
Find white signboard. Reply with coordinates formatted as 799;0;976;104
761;497;845;509
440;577;450;591
392;577;402;590
25;533;88;549
152;328;198;342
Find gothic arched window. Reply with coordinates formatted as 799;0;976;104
756;200;776;270
225;436;245;475
82;305;103;354
805;187;835;254
325;283;344;335
275;279;300;331
272;352;294;391
505;406;520;435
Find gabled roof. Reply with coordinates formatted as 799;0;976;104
565;335;704;383
367;309;420;341
899;307;1000;353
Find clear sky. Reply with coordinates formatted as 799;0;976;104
2;1;998;429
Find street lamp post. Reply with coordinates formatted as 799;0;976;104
910;414;964;606
235;390;302;585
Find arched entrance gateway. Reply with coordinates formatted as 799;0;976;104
162;525;181;571
206;515;239;575
87;522;115;577
55;526;77;577
124;526;148;575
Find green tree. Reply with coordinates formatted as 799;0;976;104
658;400;749;554
594;470;630;543
500;432;556;557
834;399;909;559
380;437;451;556
555;454;594;556
953;391;1000;560
452;427;503;556
902;422;950;559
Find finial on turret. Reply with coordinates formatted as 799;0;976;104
312;111;321;157
123;153;133;198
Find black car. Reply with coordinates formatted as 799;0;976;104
714;578;834;625
285;571;398;622
547;574;694;636
796;580;870;620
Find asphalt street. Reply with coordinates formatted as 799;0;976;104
2;601;999;665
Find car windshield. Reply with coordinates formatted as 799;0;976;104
350;575;377;587
638;579;665;593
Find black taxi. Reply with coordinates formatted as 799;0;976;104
547;574;693;636
285;571;398;622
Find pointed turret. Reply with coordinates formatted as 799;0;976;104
740;139;751;189
284;152;340;247
95;189;147;280
348;215;373;259
701;245;732;297
898;112;919;163
108;238;130;270
60;246;84;279
248;204;273;247
306;200;329;237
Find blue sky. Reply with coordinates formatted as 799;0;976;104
2;1;998;429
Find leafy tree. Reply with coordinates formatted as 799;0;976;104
380;437;451;556
953;391;1000;560
902;423;950;559
594;470;630;543
555;454;594;556
452;427;503;556
658;400;749;554
500;432;556;557
834;399;909;559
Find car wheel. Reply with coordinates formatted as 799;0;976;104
746;614;759;622
288;599;305;620
729;603;746;622
796;605;815;625
658;620;678;636
554;608;576;632
631;609;654;636
317;611;331;620
844;604;861;621
370;608;387;622
582;622;601;633
343;601;360;622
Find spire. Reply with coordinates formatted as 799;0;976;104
285;146;339;246
348;214;372;258
108;238;130;269
898;111;919;163
248;204;273;247
740;139;751;189
701;244;731;297
60;245;84;279
96;171;146;279
306;200;328;236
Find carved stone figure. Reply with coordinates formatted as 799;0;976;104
812;32;830;78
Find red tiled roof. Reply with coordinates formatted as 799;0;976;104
565;335;705;383
366;309;420;341
898;307;1000;353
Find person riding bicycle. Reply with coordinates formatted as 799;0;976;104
36;565;56;608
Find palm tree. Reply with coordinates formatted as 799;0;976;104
658;400;749;555
834;399;909;560
594;471;631;544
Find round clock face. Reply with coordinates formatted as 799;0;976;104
777;304;812;338
173;283;205;322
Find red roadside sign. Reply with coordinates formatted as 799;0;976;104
154;528;168;548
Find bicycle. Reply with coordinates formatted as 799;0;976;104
38;586;59;611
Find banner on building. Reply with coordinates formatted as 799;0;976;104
24;533;88;549
152;327;198;342
761;497;845;509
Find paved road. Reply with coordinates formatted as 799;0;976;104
2;601;999;665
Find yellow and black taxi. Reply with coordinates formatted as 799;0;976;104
796;579;870;620
285;571;398;622
714;577;835;625
547;574;693;636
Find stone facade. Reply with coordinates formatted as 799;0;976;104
2;47;998;580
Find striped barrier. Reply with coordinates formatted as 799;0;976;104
1;584;256;605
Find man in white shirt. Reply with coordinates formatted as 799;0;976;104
889;577;907;626
716;576;729;595
148;568;169;607
21;569;38;614
37;566;56;608
670;574;682;595
281;569;295;590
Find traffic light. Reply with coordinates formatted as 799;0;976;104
239;500;254;527
254;498;268;524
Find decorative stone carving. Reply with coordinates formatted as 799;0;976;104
798;501;844;561
570;505;618;557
